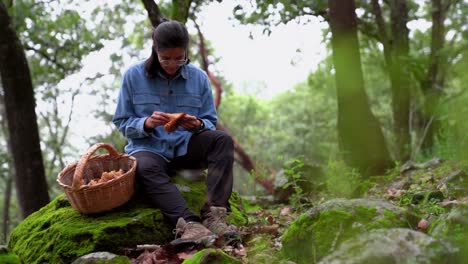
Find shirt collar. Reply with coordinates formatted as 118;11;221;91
157;64;189;80
180;64;188;79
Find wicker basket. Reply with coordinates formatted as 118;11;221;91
57;143;137;214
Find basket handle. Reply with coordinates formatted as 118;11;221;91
72;143;121;189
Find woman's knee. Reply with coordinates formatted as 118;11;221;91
212;130;234;149
133;152;168;176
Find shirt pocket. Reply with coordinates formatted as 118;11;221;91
133;94;161;116
176;95;202;116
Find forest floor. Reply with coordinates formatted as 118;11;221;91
124;157;468;263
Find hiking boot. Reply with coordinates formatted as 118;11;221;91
170;217;217;247
202;206;240;240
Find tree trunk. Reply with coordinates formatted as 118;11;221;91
2;171;13;243
0;89;14;243
141;0;165;27
420;0;449;153
328;0;392;175
389;0;411;161
371;0;411;161
0;3;49;218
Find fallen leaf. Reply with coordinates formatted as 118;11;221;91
266;215;275;225
279;207;292;216
440;200;458;207
259;225;280;236
234;244;247;257
176;252;192;260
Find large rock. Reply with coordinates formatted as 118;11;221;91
280;198;419;263
71;252;130;264
8;176;247;264
319;228;457;264
429;204;468;262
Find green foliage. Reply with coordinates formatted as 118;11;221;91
233;0;328;35
281;157;308;211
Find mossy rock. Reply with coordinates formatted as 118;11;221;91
8;176;247;264
0;246;21;264
281;198;419;263
182;248;240;264
319;228;457;264
429;204;468;262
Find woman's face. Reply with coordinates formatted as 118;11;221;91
156;47;187;77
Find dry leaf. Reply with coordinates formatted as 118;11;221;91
176;252;192;260
279;207;292;216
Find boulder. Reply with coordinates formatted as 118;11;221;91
280;198;419;263
429;204;468;262
71;252;130;264
319;228;457;264
8;176;247;264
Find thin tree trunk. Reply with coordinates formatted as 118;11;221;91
371;0;411;161
2;171;13;243
0;3;49;218
420;0;450;153
389;0;411;161
328;0;392;176
0;91;14;243
141;0;165;27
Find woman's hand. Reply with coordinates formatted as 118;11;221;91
144;111;170;130
179;114;202;131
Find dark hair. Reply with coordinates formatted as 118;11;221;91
144;20;190;78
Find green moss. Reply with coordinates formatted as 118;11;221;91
226;192;248;226
8;195;170;263
182;249;240;264
241;199;262;213
0;252;21;264
247;234;285;263
281;199;413;263
247;234;271;256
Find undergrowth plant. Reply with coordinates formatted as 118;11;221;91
282;156;309;212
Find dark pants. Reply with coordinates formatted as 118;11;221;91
133;130;234;226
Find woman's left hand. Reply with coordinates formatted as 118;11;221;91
179;114;202;130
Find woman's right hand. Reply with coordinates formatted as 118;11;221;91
144;111;170;130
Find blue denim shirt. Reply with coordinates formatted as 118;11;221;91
112;61;217;160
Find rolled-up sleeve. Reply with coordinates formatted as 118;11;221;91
112;69;150;139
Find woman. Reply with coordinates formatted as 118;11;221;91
113;20;238;246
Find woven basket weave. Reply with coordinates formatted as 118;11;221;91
57;143;137;214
